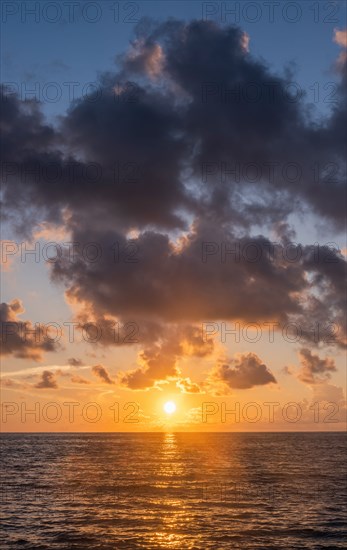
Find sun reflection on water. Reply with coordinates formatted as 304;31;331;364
146;432;197;549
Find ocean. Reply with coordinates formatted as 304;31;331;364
1;432;346;549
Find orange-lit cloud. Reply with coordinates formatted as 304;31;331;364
241;32;250;52
124;40;164;79
120;326;214;390
176;377;201;394
333;28;347;66
334;28;347;48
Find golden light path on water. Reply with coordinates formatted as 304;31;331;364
147;432;196;549
2;434;346;548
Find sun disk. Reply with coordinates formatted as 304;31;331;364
164;401;176;414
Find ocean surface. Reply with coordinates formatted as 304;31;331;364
1;432;346;549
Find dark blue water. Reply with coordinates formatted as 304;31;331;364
1;432;346;549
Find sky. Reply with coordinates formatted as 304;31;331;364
1;1;346;431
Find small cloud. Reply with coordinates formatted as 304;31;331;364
210;352;277;392
0;377;27;390
91;364;114;384
34;370;58;389
68;357;84;367
176;377;201;393
282;365;293;375
71;374;90;384
1;378;16;387
297;348;336;385
333;28;347;48
312;383;345;404
49;59;71;72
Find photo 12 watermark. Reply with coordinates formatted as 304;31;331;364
201;2;340;24
1;2;141;24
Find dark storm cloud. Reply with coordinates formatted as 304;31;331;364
0;80;189;233
0;91;67;234
0;300;59;361
1;20;346;369
52;225;302;323
211;352;277;390
120;20;346;228
292;244;347;349
1;20;346;233
50;226;346;349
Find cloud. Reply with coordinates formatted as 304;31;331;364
121;342;179;390
240;31;250;52
297;348;337;384
71;374;90;384
2;19;346;236
1;19;346;372
34;370;58;389
68;357;84;367
310;383;347;425
210;352;277;392
91;364;114;384
333;28;347;48
122;40;164;79
1;364;77;378
176;377;201;394
0;377;28;390
0;299;59;361
33;220;71;242
120;325;214;390
312;383;345;404
333;28;347;67
48;229;346;349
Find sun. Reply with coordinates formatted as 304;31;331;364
163;401;176;414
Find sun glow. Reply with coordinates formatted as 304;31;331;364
163;401;176;414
